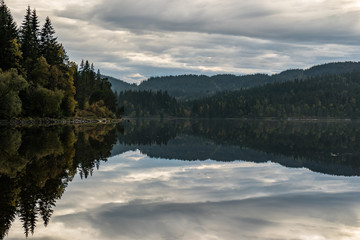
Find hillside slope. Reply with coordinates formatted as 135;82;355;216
109;62;360;100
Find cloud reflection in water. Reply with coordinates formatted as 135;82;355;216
7;150;360;240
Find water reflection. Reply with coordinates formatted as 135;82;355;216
0;125;117;238
19;152;360;240
2;119;360;239
115;119;360;176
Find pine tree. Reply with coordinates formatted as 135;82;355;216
19;6;40;77
19;6;32;60
30;9;40;56
79;59;84;72
0;0;18;70
40;16;61;65
96;69;101;81
84;60;90;71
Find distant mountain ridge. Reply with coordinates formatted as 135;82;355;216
107;62;360;100
103;75;138;92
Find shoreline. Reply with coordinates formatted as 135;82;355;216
122;116;354;122
1;116;355;126
0;117;123;126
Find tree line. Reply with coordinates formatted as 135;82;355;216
117;71;360;119
189;71;360;118
117;90;182;118
109;62;360;101
0;1;117;119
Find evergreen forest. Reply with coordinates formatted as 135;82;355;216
188;71;360;118
109;62;360;100
116;71;360;119
0;1;117;119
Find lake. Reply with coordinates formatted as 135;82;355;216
2;119;360;239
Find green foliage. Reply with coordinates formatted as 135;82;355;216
61;94;76;116
0;69;28;118
7;39;26;76
31;56;50;86
1;93;22;118
87;100;114;118
117;90;180;117
74;62;117;117
27;87;64;117
60;63;77;116
0;2;117;119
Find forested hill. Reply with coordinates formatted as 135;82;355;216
189;71;360;118
109;62;360;100
117;71;360;118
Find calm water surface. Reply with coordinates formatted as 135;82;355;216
3;120;360;239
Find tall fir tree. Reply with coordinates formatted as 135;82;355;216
30;9;40;57
0;0;18;71
19;6;40;78
40;16;61;65
19;6;32;61
79;59;84;72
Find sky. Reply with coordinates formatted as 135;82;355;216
6;0;360;84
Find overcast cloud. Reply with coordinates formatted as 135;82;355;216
6;0;360;83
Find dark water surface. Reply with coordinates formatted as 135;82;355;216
2;119;360;239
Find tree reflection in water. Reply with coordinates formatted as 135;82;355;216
2;119;360;238
117;119;360;176
0;124;117;238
